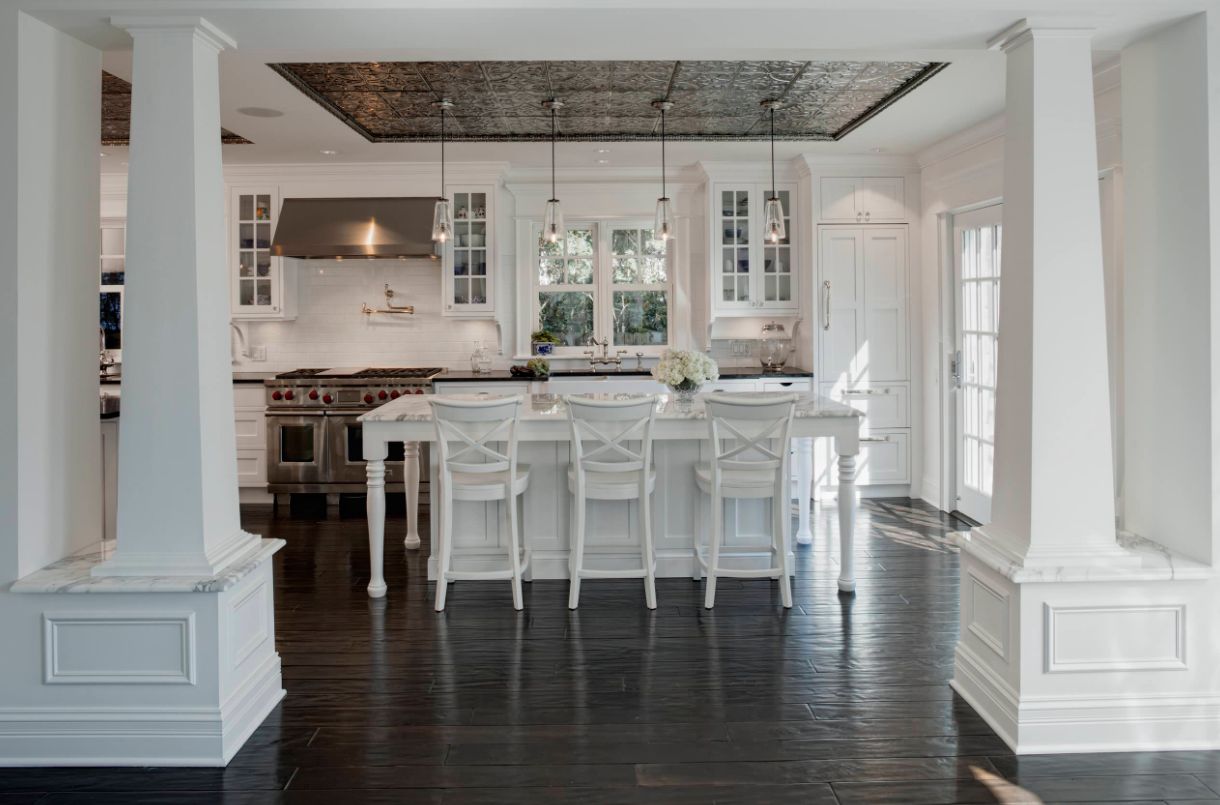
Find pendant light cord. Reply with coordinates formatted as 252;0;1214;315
440;105;446;196
661;108;667;199
550;106;557;200
770;107;776;200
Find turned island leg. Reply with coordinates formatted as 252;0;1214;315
836;446;858;595
404;441;421;550
366;441;389;599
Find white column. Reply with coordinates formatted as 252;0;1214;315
973;20;1127;569
95;17;255;577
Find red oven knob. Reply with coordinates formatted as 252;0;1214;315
284;390;294;401
390;390;400;399
322;393;333;404
378;390;388;400
414;388;425;395
308;389;319;400
271;390;282;401
364;393;374;405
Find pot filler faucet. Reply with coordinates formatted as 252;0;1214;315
584;337;628;369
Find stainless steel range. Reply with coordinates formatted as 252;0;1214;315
265;367;440;494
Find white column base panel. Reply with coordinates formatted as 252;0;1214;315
0;557;284;766
954;548;1220;755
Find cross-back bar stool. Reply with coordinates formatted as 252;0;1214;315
564;394;659;610
694;394;798;609
429;395;531;612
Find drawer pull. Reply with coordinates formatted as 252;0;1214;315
841;388;892;397
860;435;893;443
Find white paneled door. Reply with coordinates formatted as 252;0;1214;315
952;205;1002;524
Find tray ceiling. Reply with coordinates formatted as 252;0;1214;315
268;60;946;143
102;71;252;146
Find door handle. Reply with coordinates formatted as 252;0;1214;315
950;349;962;389
823;280;831;330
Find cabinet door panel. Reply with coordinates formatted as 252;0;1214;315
862;228;908;381
819;229;864;384
820;177;860;222
857;431;910;484
861;178;906;220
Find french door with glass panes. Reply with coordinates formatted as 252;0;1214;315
713;183;797;315
953;204;1002;524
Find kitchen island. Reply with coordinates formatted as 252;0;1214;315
360;392;863;599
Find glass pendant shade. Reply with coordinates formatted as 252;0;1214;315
654;197;674;241
542;198;565;244
431;197;453;243
764;195;786;243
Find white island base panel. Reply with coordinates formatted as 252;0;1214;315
2;539;286;766
361;392;864;596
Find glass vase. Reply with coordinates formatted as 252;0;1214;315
668;382;700;413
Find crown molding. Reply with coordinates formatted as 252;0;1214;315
221;160;511;183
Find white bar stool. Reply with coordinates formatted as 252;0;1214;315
694;394;797;609
564;394;659;610
430;395;531;612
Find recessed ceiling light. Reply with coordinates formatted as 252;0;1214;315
320;149;338;156
237;106;285;118
596;158;609;164
871;147;886;153
596;148;610;154
99;152;107;158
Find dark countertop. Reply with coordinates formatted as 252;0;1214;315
100;371;276;386
435;367;814;383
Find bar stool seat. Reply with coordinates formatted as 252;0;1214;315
567;467;656;501
452;467;531;501
695;465;775;496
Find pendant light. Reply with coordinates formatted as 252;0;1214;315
542;99;565;243
431;98;454;243
761;99;786;244
652;100;675;240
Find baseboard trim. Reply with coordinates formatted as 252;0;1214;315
0;654;284;767
953;641;1220;754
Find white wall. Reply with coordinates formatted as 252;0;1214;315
0;11;101;581
1122;13;1218;564
242;258;502;369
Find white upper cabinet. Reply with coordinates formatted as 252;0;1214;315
229;185;296;320
711;182;798;317
442;186;495;317
820;177;906;223
818;226;908;384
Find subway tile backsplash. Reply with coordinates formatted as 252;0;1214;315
236;258;501;370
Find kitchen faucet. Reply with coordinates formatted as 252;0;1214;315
584;337;628;369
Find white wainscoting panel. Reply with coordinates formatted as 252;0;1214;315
966;572;1009;660
1044;603;1187;673
43;612;196;685
230;581;270;668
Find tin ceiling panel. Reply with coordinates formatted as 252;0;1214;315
269;60;946;142
101;71;252;146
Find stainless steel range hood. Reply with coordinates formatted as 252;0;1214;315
271;197;439;259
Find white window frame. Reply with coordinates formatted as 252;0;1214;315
530;218;674;357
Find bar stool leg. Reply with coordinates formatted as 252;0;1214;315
507;493;524;611
435;482;453;612
692;490;703;582
641;493;657;610
775;489;793;609
568;491;586;610
705;490;723;609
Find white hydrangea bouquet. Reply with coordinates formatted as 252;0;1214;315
651;349;719;395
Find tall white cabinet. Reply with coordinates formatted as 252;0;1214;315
815;176;912;494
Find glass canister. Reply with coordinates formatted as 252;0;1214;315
760;321;792;372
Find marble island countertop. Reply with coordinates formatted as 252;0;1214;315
436;367;814;382
361;391;860;423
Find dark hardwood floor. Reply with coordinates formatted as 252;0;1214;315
6;498;1220;803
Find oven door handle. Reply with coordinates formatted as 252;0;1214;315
265;410;325;417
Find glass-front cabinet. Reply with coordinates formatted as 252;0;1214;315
443;186;495;317
711;182;798;316
229;186;295;320
99;218;126;360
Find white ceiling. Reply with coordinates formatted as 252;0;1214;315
73;0;1208;170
